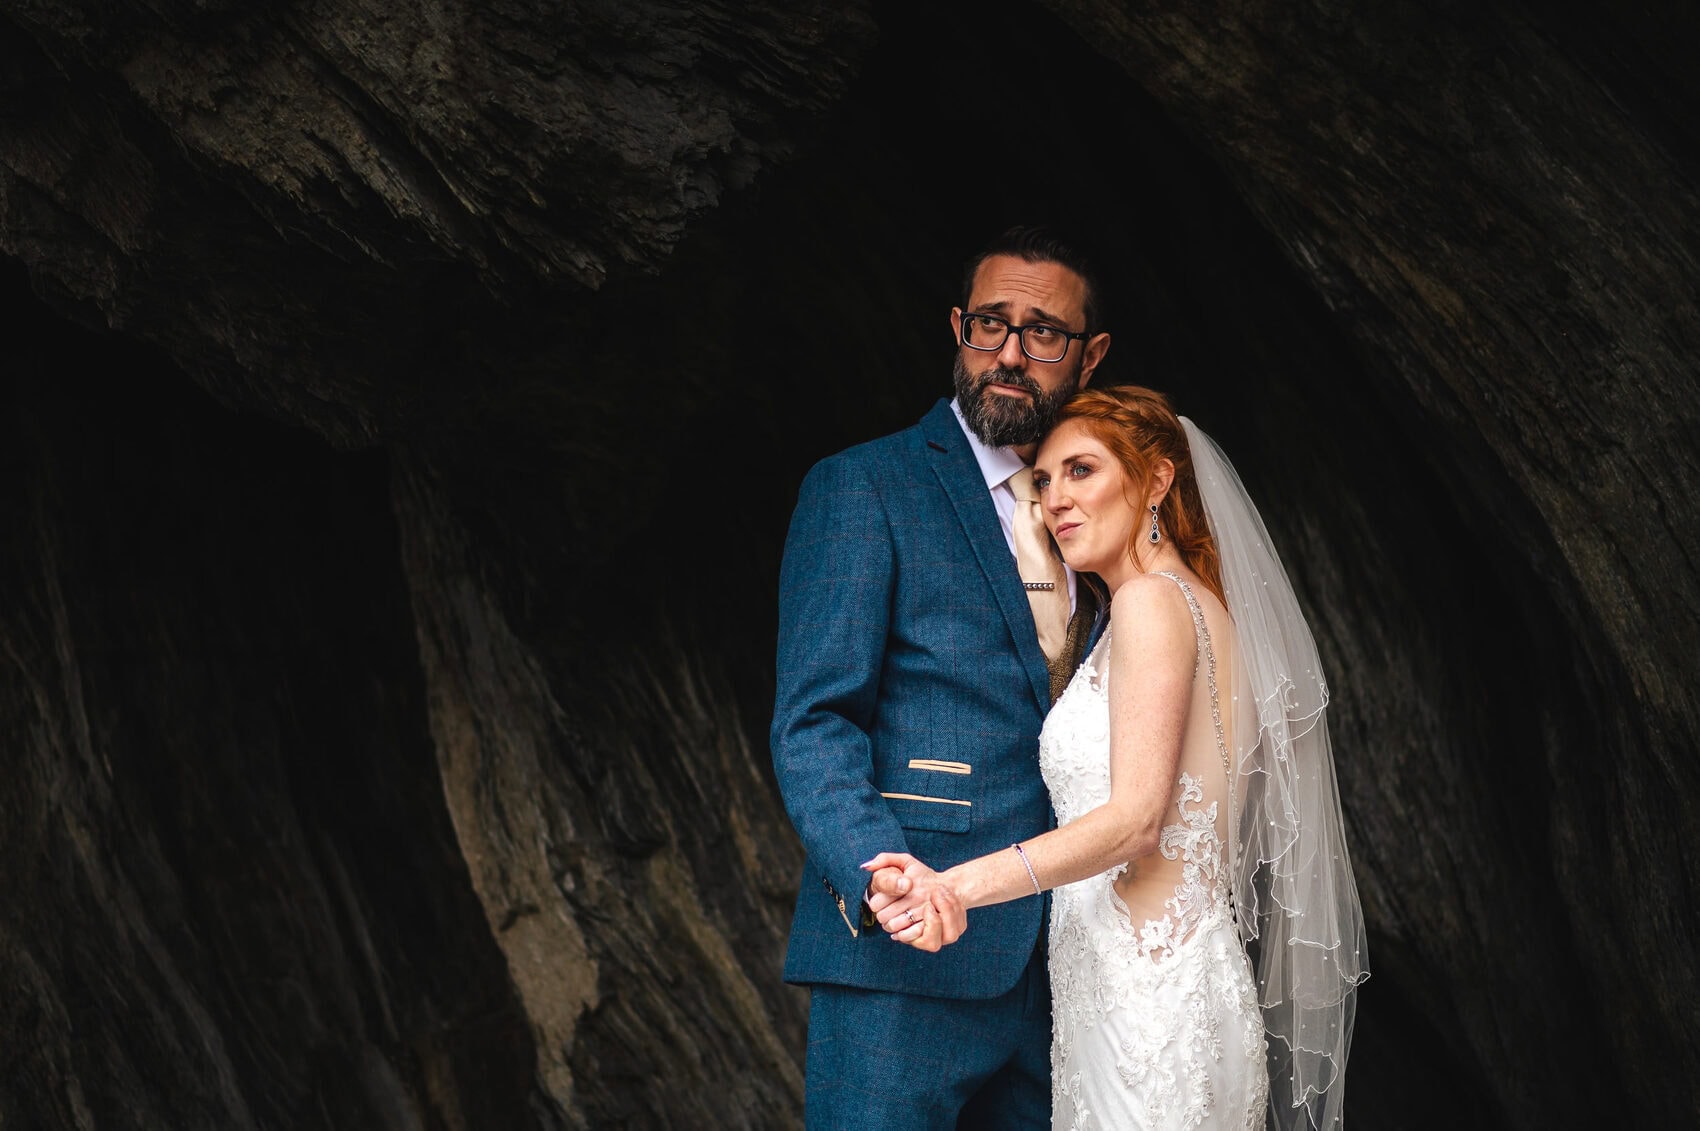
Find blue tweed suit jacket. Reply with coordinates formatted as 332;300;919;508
772;398;1058;1000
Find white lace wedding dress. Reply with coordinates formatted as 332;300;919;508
1041;573;1269;1130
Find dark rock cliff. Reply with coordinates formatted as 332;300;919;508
1;1;1694;1127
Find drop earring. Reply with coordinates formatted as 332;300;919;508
1148;504;1161;545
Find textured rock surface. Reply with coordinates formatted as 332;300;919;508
2;0;1696;1127
0;0;874;443
0;351;541;1129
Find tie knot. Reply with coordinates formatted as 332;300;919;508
1008;465;1040;504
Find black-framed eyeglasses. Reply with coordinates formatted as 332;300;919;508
959;312;1090;363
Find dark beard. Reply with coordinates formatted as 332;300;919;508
953;354;1079;448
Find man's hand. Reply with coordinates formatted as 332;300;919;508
861;852;967;951
858;864;908;931
864;864;910;904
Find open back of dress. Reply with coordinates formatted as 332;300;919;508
1039;572;1268;1130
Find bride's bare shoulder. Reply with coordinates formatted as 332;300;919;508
1108;573;1193;634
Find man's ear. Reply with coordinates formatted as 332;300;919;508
949;307;963;343
1078;331;1111;388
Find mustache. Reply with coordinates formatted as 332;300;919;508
973;366;1041;397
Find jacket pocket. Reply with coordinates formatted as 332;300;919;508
881;791;972;833
907;758;971;775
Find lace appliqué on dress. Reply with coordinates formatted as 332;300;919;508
1114;773;1225;962
1041;574;1268;1131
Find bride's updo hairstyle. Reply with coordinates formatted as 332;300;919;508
1053;385;1225;605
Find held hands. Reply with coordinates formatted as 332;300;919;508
860;853;966;952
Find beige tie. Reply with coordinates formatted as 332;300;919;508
1008;466;1069;663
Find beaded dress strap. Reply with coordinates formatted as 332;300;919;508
1152;572;1234;828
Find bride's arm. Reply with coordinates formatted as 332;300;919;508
870;576;1196;939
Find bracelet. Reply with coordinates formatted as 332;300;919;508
1011;842;1041;897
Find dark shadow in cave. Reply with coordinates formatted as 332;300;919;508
1;258;546;1128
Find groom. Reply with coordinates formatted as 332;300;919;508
771;226;1112;1127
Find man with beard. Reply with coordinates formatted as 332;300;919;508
771;226;1112;1127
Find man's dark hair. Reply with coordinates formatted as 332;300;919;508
960;224;1104;333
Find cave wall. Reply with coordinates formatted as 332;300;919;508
2;0;1697;1127
0;268;811;1128
0;313;540;1128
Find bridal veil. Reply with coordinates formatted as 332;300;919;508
1180;417;1369;1131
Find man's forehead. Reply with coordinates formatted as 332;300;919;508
968;255;1088;315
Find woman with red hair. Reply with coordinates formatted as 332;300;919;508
867;386;1367;1130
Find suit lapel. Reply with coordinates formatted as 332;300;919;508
1083;574;1111;655
919;400;1053;712
1051;580;1102;703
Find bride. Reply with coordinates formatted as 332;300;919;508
863;386;1368;1130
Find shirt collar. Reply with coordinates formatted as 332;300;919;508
949;398;1027;490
